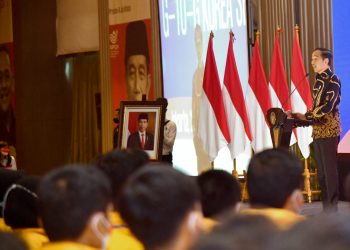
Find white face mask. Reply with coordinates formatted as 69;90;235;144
91;213;111;250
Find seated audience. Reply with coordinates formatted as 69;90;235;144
0;231;28;250
118;165;204;250
97;149;149;250
197;169;241;230
270;213;350;250
38;165;112;250
3;176;48;250
0;168;24;231
241;148;305;229
191;214;279;250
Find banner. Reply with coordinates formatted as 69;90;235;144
0;0;16;153
109;0;154;114
0;0;12;44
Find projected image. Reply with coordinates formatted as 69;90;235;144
158;0;250;174
333;0;350;153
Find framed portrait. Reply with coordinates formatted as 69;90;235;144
118;101;166;160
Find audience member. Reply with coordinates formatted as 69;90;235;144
0;168;23;231
38;165;112;250
192;214;279;250
197;169;241;231
3;176;48;250
0;231;28;250
118;165;204;250
97;148;149;250
270;213;350;250
241;148;305;229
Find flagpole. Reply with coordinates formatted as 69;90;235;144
303;159;312;203
210;30;213;170
232;159;238;178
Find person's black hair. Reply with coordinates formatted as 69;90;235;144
247;148;303;208
0;169;24;217
38;165;111;241
197;169;241;218
192;214;278;250
314;47;333;68
124;21;150;66
270;213;350;250
138;112;149;121
97;148;149;209
118;165;200;249
156;97;168;109
3;176;40;228
0;231;28;250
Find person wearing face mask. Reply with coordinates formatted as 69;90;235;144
241;148;305;230
293;48;341;213
38;165;112;250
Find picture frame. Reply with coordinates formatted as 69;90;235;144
117;101;166;160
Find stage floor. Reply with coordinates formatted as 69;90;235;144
301;201;349;216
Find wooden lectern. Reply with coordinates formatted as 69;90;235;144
266;108;313;148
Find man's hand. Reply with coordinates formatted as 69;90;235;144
292;112;306;120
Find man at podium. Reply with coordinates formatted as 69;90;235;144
294;48;341;212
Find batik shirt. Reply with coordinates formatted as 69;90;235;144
305;68;341;139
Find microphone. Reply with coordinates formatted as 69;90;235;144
281;73;309;110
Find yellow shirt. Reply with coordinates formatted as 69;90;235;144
40;241;98;250
240;207;305;230
14;228;49;250
107;211;144;250
202;217;217;233
0;218;11;232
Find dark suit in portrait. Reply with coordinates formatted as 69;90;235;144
127;132;154;150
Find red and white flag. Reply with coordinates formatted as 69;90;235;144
245;35;272;152
269;30;296;145
198;33;231;161
222;33;252;159
291;27;313;158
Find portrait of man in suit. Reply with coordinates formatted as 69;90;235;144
127;112;154;150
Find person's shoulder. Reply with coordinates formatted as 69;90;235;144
330;73;340;85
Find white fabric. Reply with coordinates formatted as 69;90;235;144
269;84;297;145
56;0;99;55
222;85;249;158
245;84;273;153
291;81;313;158
109;0;151;25
198;91;228;161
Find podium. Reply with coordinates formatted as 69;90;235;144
266;108;313;149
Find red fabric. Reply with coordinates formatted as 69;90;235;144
224;35;252;141
248;38;271;122
291;31;312;108
202;36;231;143
269;31;291;111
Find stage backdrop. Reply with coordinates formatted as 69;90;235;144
158;0;250;175
333;0;350;153
109;0;154;111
